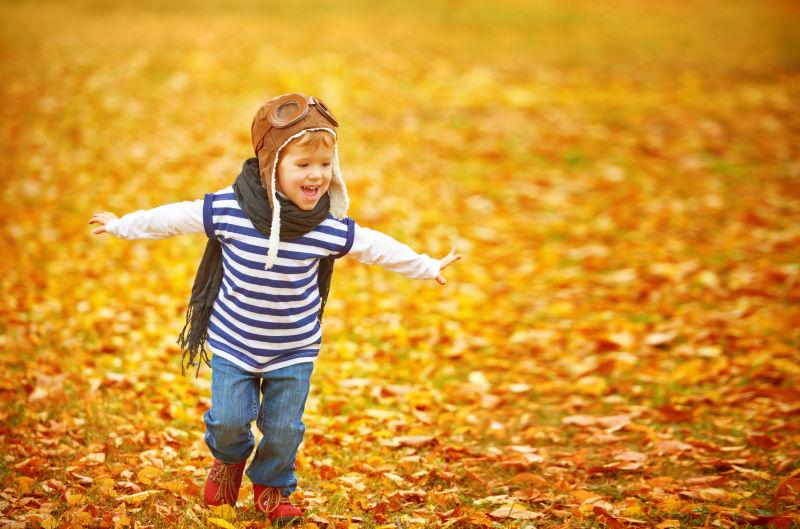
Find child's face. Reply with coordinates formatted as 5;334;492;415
276;139;334;210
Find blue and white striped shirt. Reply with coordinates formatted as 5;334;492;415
203;186;353;371
105;186;441;373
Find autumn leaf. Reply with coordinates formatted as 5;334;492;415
653;440;694;456
15;476;35;494
116;490;163;504
488;503;543;520
40;516;59;529
136;466;163;485
207;518;236;529
210;504;237;521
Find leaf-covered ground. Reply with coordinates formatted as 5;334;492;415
1;1;799;528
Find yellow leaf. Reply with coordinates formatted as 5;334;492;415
574;375;608;396
659;497;682;512
136;466;163;485
621;498;643;516
116;490;163;504
210;504;237;521
98;477;117;497
40;516;59;529
656;520;681;529
113;513;130;529
669;359;706;384
773;358;800;376
207;517;236;529
156;479;186;492
351;497;370;511
74;511;93;525
569;490;599;503
16;476;35;494
66;492;86;506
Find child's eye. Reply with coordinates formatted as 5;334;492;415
322;162;331;167
297;163;309;168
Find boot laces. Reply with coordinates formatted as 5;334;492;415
257;486;284;514
209;460;240;503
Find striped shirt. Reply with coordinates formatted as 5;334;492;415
105;186;440;373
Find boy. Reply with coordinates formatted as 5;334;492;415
89;93;460;525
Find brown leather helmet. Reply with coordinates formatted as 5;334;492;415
250;93;350;268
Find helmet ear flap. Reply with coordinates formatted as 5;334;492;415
258;164;274;208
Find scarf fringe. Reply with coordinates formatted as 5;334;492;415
177;304;213;377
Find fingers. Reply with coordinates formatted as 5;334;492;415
436;274;446;286
89;212;116;235
88;212;116;225
439;247;462;270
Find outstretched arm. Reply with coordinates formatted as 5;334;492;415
89;199;205;239
347;223;461;285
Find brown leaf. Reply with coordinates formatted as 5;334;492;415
749;515;794;528
747;433;779;448
592;506;624;529
775;477;800;498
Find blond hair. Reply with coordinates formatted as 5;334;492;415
291;129;335;150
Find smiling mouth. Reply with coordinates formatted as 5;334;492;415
301;185;320;199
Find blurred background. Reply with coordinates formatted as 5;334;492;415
1;0;799;526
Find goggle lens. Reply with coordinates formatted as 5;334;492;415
269;94;308;128
276;100;301;121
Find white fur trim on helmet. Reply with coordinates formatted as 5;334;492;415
264;127;350;270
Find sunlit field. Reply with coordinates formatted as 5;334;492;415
1;1;799;527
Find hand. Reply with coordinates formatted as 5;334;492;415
88;212;118;235
435;248;461;285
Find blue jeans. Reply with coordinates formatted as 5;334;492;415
203;353;313;496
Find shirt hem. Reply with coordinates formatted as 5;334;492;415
207;342;319;374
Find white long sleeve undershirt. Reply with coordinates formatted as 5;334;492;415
104;200;440;280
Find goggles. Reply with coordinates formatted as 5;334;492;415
255;93;338;152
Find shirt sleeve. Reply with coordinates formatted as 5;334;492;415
104;199;206;240
346;222;441;280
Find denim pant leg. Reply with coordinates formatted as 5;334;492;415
245;362;314;495
204;354;260;463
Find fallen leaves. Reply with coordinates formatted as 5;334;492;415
1;1;799;528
